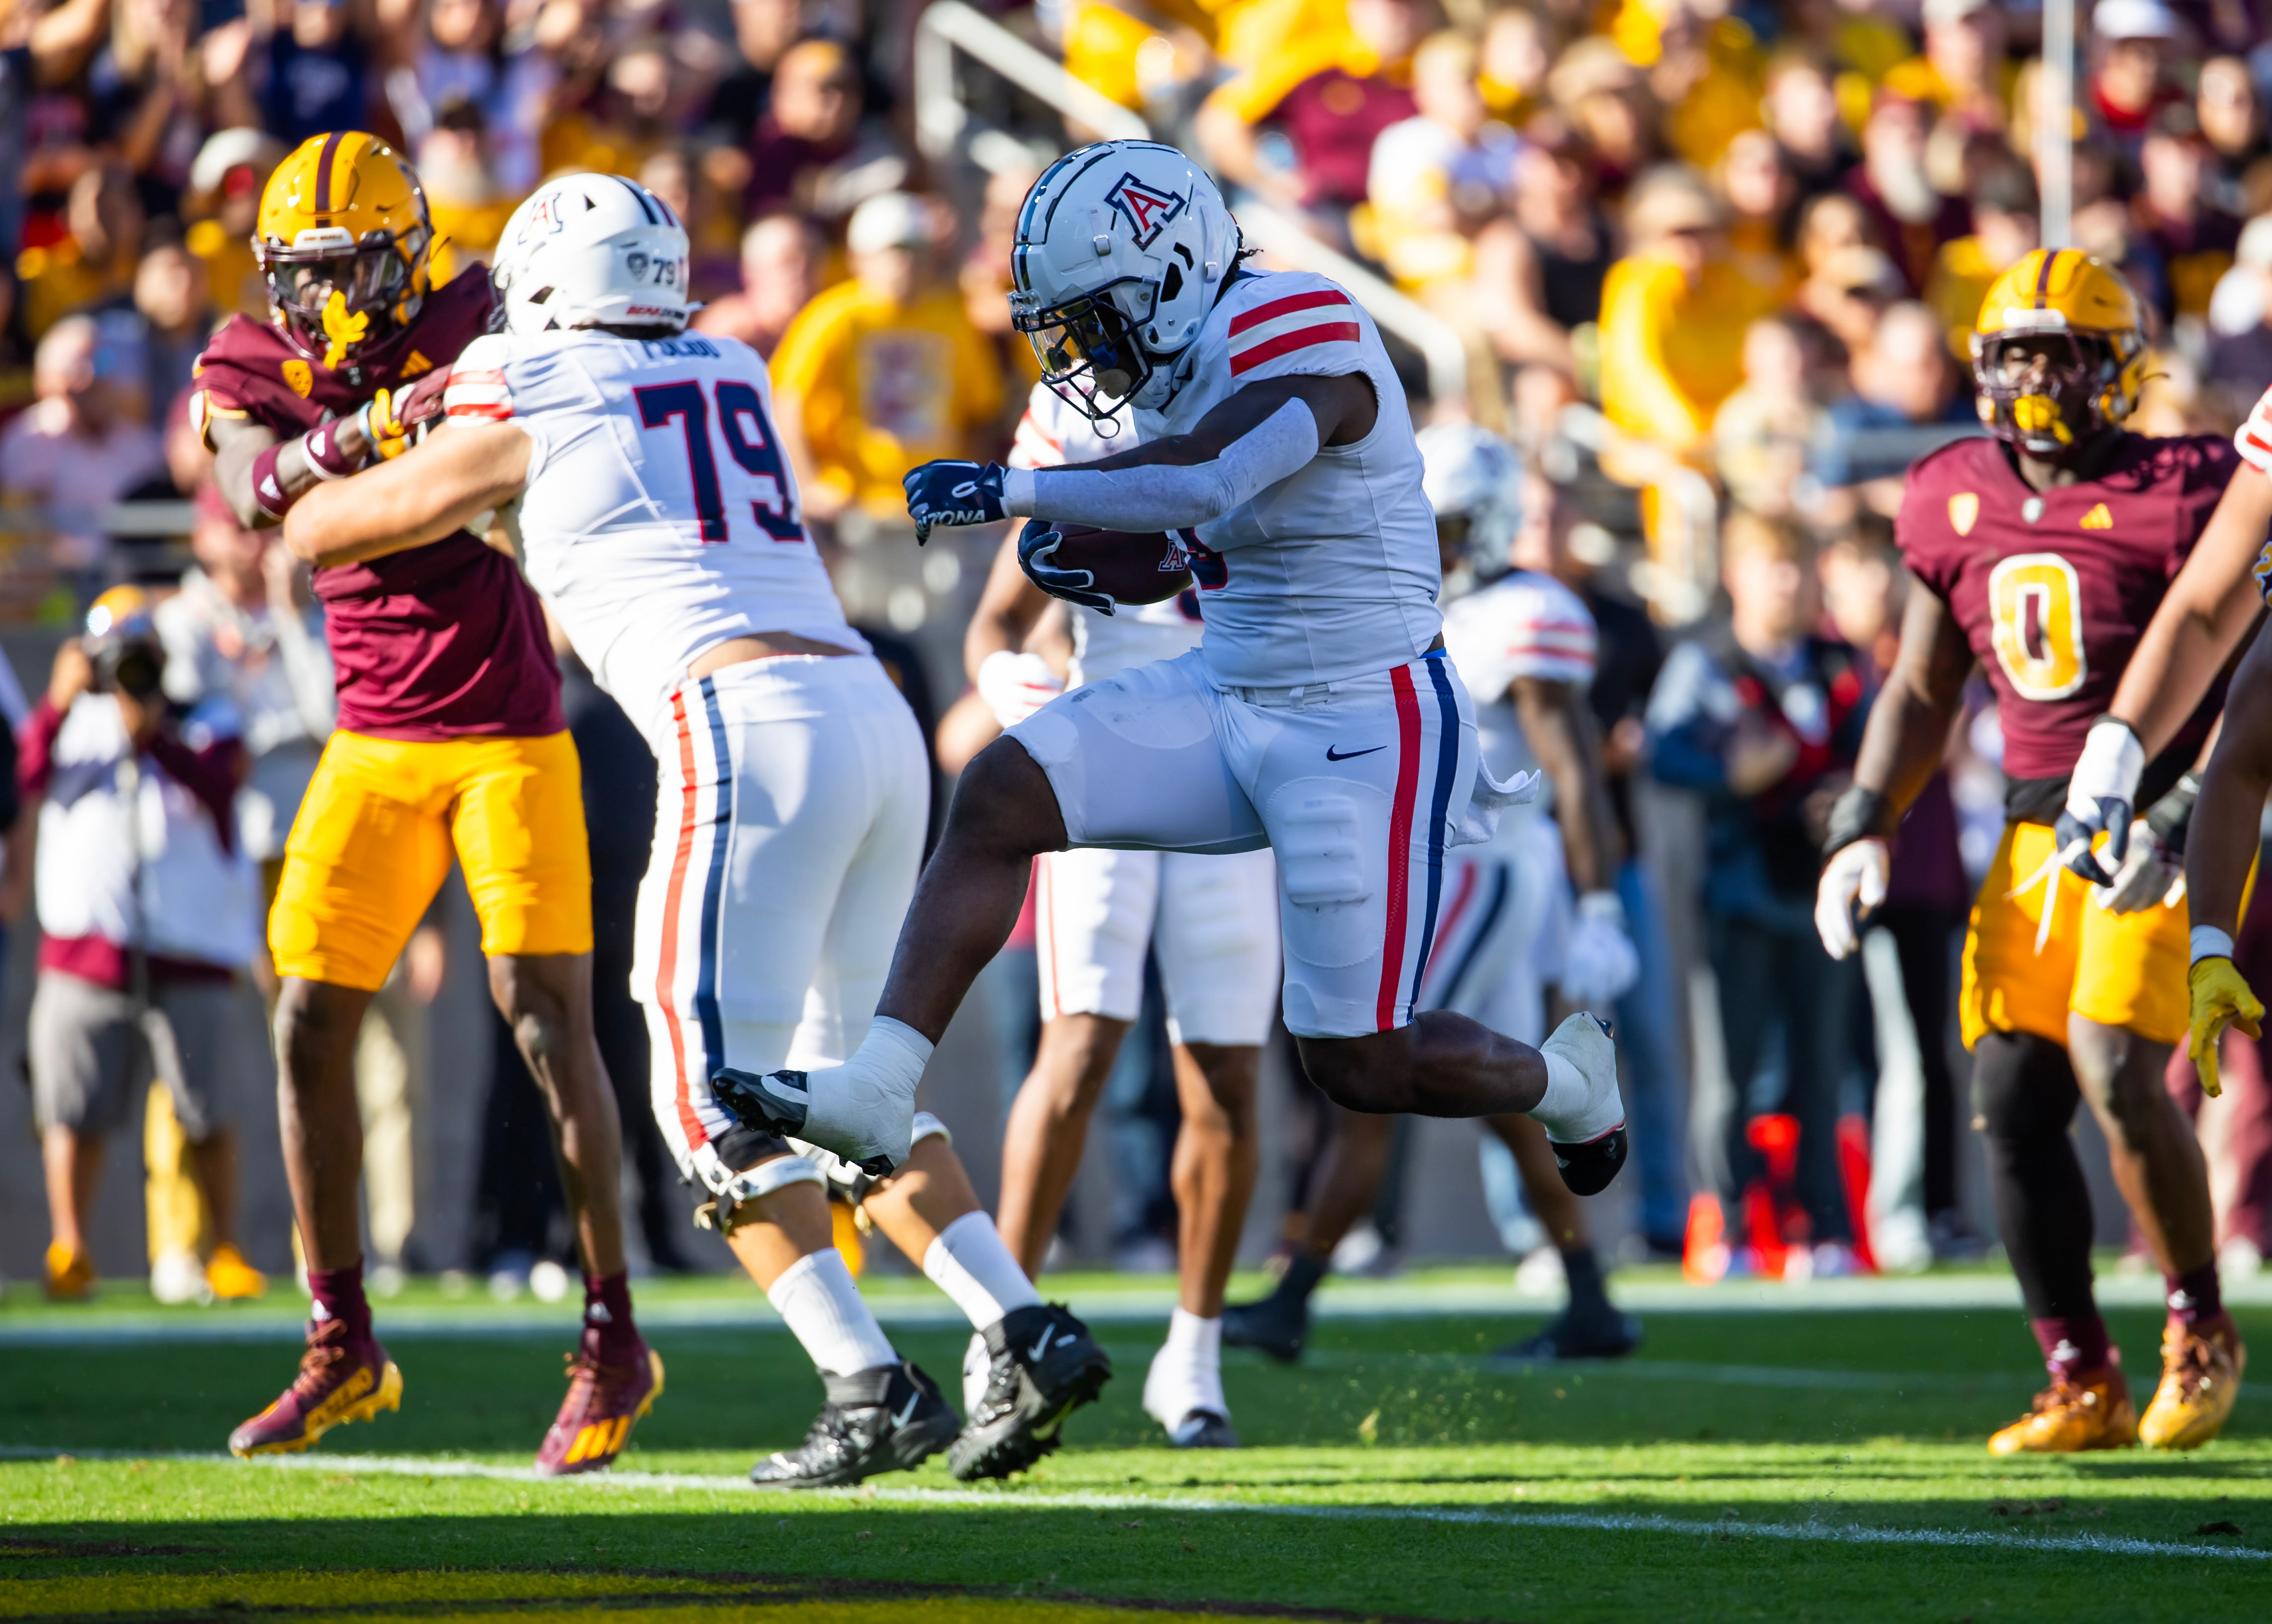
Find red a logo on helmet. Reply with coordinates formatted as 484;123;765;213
1106;174;1188;249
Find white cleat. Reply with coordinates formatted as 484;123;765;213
711;1063;914;1176
1532;1012;1627;1197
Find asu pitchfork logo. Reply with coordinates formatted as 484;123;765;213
1105;174;1187;248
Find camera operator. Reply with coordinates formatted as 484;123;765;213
26;588;267;1302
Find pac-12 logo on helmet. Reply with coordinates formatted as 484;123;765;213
1106;175;1187;249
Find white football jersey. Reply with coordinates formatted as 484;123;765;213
1009;383;1202;683
445;329;863;734
1134;268;1441;689
1442;569;1597;821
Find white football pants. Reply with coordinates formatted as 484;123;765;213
635;654;929;1178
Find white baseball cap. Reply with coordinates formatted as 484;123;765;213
2093;0;2178;41
846;192;932;254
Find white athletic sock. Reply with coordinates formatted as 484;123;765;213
801;1017;936;1163
1535;1050;1589;1126
765;1249;897;1376
923;1210;1043;1331
1143;1308;1227;1424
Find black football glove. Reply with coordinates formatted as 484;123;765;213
1017;518;1118;616
903;459;1006;542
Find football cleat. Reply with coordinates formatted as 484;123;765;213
2139;1317;2246;1451
1222;1284;1311;1364
1537;1013;1627;1196
748;1361;957;1489
1163;1409;1240;1448
712;1065;902;1179
1494;1303;1642;1362
206;1243;269;1301
948;1303;1113;1481
1986;1364;2137;1455
533;1345;664;1476
229;1315;402;1456
45;1241;95;1302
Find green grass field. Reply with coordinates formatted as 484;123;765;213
3;1271;2269;1622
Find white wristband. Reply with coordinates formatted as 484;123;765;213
2192;926;2236;964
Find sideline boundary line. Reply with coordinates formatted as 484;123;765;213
4;1446;2265;1564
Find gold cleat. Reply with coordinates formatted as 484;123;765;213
45;1242;96;1302
229;1319;404;1456
2140;1318;2246;1451
1987;1366;2137;1455
205;1244;269;1301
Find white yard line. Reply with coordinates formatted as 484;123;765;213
9;1269;2267;1346
3;1446;2265;1564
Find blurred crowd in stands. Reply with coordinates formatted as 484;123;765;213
3;0;2272;1297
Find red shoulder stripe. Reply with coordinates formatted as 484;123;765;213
1227;288;1351;337
1229;322;1362;375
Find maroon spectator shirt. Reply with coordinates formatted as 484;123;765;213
1898;432;2237;818
1272;70;1416;210
191;270;564;741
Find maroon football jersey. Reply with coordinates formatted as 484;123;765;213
191;270;564;741
1899;432;2237;817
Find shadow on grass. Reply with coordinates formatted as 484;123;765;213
4;1496;2272;1624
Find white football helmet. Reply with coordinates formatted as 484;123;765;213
1010;140;1243;420
1417;422;1525;578
492;173;693;336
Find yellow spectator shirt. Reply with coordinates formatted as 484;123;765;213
769;281;1006;518
1598;249;1782;458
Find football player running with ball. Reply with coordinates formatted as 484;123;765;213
724;141;1628;1214
1228;424;1642;1365
968;380;1282;1448
282;175;1107;1487
1816;249;2243;1453
200;134;659;1474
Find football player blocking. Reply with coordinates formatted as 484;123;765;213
1817;248;2246;1453
281;172;1108;1488
195;134;659;1475
733;143;1629;1223
967;381;1283;1447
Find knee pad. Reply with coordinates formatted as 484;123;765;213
794;1111;951;1206
1971;1030;2080;1146
692;1147;825;1237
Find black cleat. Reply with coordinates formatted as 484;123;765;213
1494;1304;1642;1362
713;1066;810;1137
948;1303;1113;1481
748;1361;957;1489
1163;1409;1240;1448
1547;1125;1628;1197
1223;1285;1311;1364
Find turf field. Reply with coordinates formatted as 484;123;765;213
4;1270;2269;1623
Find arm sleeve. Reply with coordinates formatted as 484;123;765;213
1003;397;1320;530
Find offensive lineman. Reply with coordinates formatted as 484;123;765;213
1228;424;1643;1363
716;142;1628;1207
1815;249;2244;1452
283;174;1109;1486
968;381;1282;1448
198;134;657;1473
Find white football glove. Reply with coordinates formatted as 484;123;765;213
2055;718;2145;886
1815;838;1890;960
1559;890;1640;1009
2093;818;2185;914
975;649;1065;728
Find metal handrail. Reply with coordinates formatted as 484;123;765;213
914;0;1147;161
910;0;1471;406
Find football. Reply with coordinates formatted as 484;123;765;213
1042;523;1194;605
